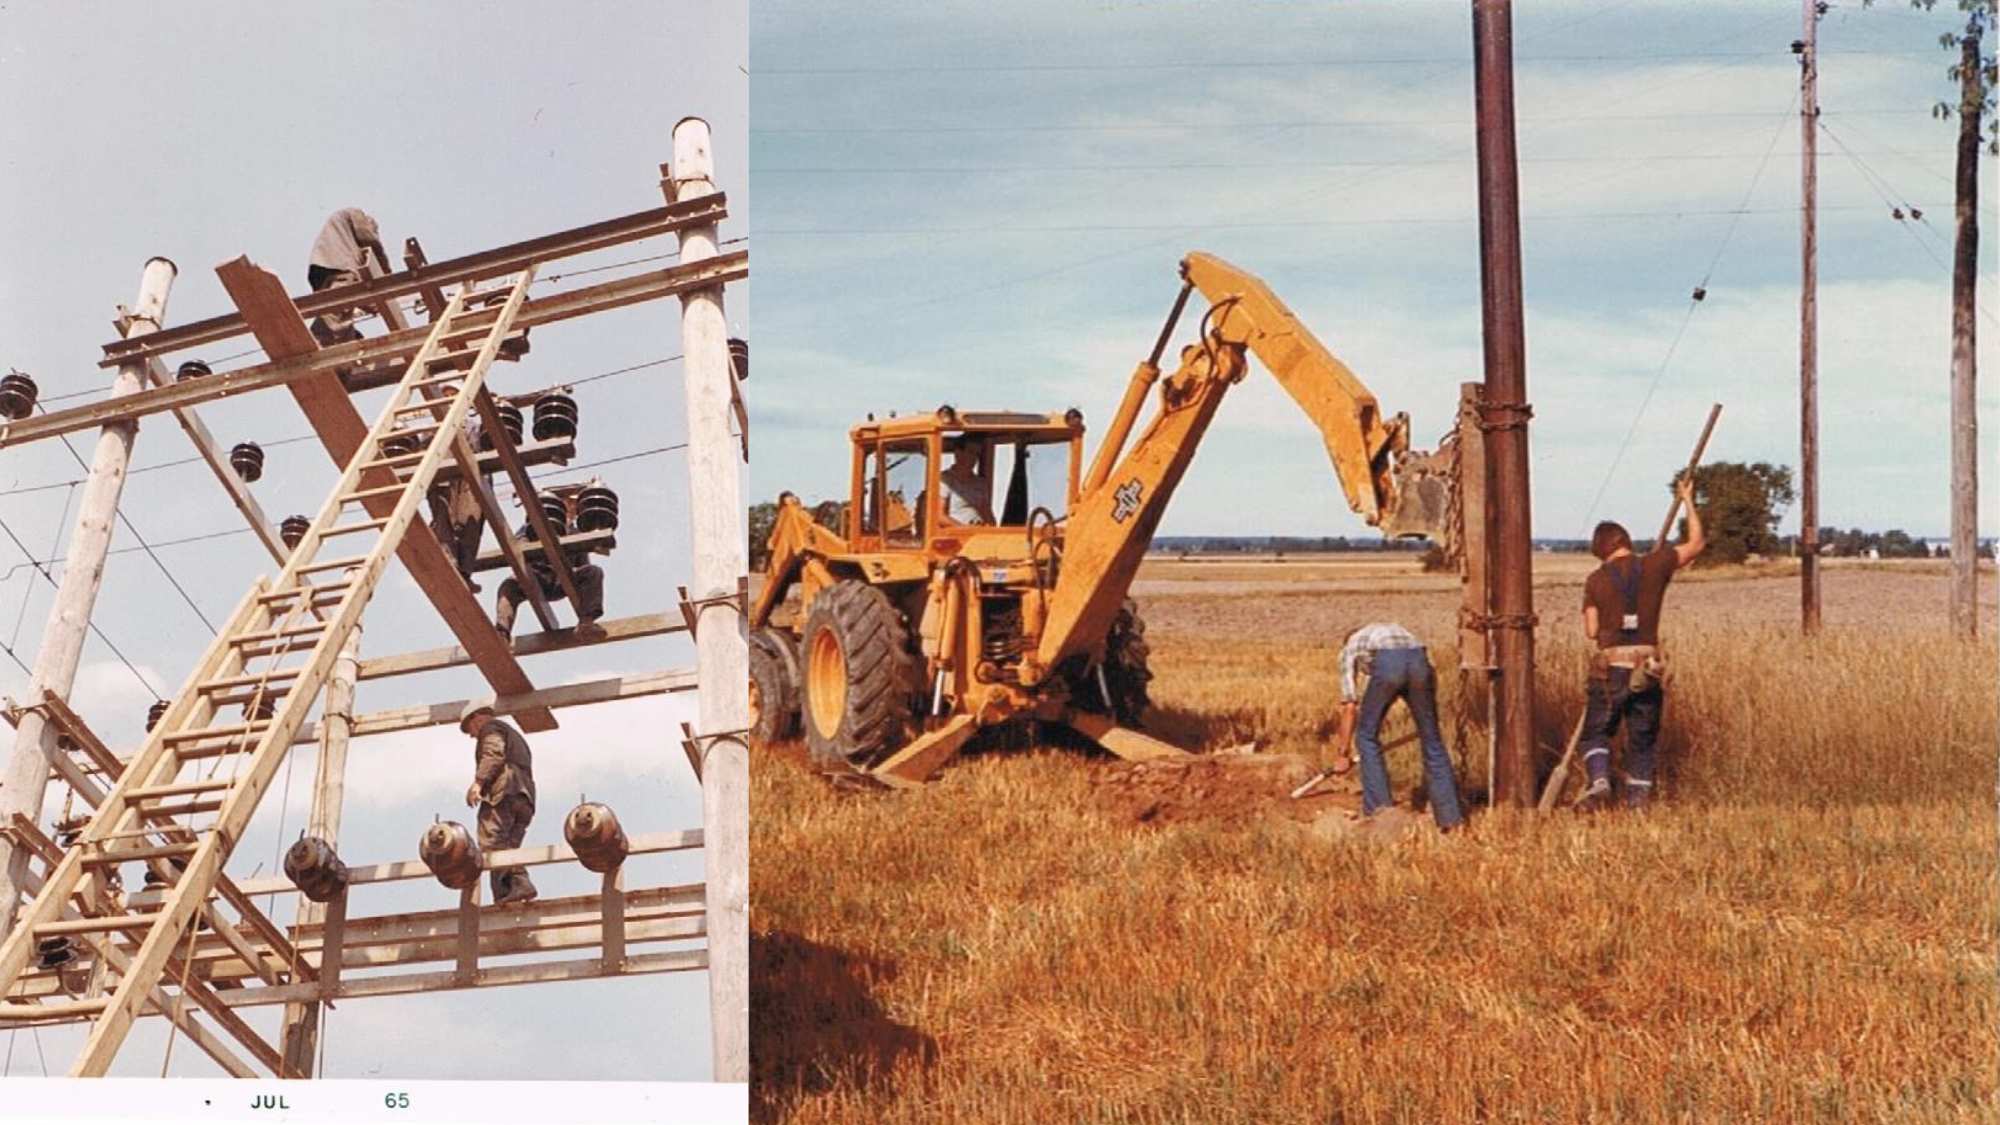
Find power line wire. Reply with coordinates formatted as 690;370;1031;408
1579;89;1799;530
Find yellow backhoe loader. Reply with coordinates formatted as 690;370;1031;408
750;253;1468;785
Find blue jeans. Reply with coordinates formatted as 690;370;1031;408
1354;647;1465;829
1580;666;1664;806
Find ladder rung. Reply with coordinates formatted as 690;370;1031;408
164;721;270;743
342;484;407;503
137;797;226;818
319;517;391;538
35;914;154;935
198;667;304;694
232;621;328;646
298;553;368;576
124;778;235;801
82;841;199;864
413;367;471;384
258;584;348;605
394;398;453;417
359;451;425;470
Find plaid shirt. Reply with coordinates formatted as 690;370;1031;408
1339;622;1424;702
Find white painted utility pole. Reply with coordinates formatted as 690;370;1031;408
279;626;360;1076
669;116;749;1085
0;258;176;932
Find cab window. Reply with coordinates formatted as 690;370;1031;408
991;436;1073;525
881;440;929;546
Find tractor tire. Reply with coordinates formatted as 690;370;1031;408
749;628;801;749
1070;599;1153;727
800;580;917;772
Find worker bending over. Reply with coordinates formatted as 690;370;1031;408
1577;477;1706;811
494;522;605;640
305;208;388;346
459;703;538;905
1337;622;1465;831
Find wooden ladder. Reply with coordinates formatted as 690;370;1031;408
0;268;536;1076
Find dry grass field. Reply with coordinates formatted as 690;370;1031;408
752;554;1999;1123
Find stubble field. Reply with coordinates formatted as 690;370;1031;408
751;554;1998;1123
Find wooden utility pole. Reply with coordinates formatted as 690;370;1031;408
1799;0;1823;633
279;627;360;1077
1471;0;1537;807
0;258;175;931
669;116;749;1084
1948;22;1983;640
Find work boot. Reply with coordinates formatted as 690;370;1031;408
574;616;606;641
1573;779;1612;815
1622;784;1654;812
497;875;538;906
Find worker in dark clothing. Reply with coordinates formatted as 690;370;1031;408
460;703;537;905
306;208;389;346
426;391;488;587
1577;477;1707;811
494;523;605;640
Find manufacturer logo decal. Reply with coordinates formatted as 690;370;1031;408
1111;479;1144;523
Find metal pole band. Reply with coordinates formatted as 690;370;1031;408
1477;400;1534;432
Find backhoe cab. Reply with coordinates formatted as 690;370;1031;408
751;252;1467;786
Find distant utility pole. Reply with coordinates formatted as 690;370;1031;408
1798;0;1824;635
1948;19;1983;640
1471;0;1537;807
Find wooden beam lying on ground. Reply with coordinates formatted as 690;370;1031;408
99;195;730;368
4;252;747;450
212;257;555;732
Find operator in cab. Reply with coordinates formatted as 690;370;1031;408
1576;476;1706;812
938;438;995;525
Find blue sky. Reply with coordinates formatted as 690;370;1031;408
0;2;744;1080
750;0;1997;541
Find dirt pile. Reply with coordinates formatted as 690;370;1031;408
1090;752;1360;826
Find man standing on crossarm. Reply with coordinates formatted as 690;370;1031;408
1577;477;1707;811
460;703;537;905
305;208;389;346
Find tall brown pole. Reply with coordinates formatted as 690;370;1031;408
1948;23;1982;640
1799;0;1823;633
1471;0;1537;807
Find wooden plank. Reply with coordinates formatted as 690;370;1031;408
100;195;730;367
212;875;315;987
354;612;682;683
10;887;703;994
469;386;585;610
215;949;708;1011
455;886;480;986
212;257;556;733
202;904;281;988
468;528;614;573
140;356;289;566
319;892;347;1000
8;252;748;450
600;868;625;971
183;830;703;900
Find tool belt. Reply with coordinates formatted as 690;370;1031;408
1590;644;1667;691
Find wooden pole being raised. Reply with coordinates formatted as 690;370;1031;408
0;257;176;932
278;626;360;1077
1471;0;1537;807
1799;0;1823;634
669;116;749;1084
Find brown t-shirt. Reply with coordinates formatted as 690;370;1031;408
1582;547;1679;648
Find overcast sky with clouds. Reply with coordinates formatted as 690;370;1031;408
750;0;1996;544
0;2;744;1080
